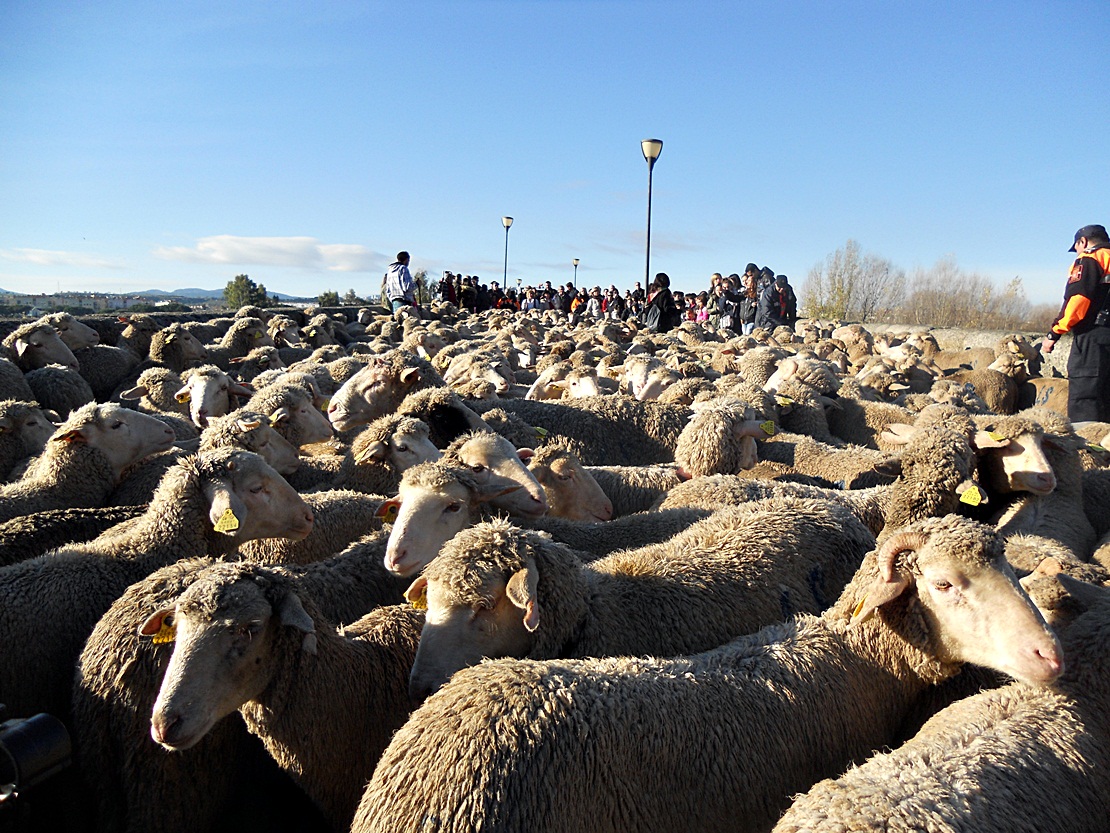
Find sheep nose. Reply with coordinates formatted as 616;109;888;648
151;710;182;746
302;507;315;526
408;679;435;705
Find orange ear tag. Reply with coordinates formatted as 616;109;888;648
959;486;983;507
760;421;776;436
214;508;240;533
376;500;401;523
409;585;428;611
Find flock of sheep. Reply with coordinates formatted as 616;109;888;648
0;301;1108;833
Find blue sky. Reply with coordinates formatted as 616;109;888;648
1;1;1104;304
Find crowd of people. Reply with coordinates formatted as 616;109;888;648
427;263;798;335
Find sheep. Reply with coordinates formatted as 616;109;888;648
197;409;302;477
0;402;175;523
0;448;315;719
0;355;35;402
23;361;96;418
672;396;771;477
244;378;333;448
758;430;902;488
990;408;1097;560
343;413;441;495
384;461;711;577
200;316;274;370
116;312;161;359
584;462;687;516
525;445;614;521
147;322;209;373
73;342;144;400
327;349;445;431
119;366;189;415
0;398;57;481
238;489;388;566
73;533;411;833
393;385;492;448
145;563;423;832
773;576;1110;833
174;364;254;428
475;394;691;466
3;321;80;375
354;515;1062;833
405;497;876;698
0;504;145;568
442;430;549;517
227;344;285;383
949;366;1018;414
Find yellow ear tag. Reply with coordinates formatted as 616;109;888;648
269;413;281;426
760;421;776;436
987;431;1006;442
1090;444;1105;453
409;585;427;611
214;507;240;533
319;397;331;412
175;392;191;403
851;598;867;619
775;395;794;406
959;485;983;506
534;426;549;440
376;500;401;523
152;617;176;645
253;331;263;338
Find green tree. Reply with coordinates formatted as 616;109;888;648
223;274;270;310
342;288;365;305
317;290;340;306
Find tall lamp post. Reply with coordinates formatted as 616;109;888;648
572;258;579;289
641;138;663;288
502;216;514;286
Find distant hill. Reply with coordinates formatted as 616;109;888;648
141;288;313;302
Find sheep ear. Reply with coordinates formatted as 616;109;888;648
516;447;535;462
851;531;926;625
400;367;422;386
174;386;192;404
277;592;317;655
735;419;773;439
972;431;1010;450
228;382;254;398
119;385;147;401
1056;574;1110;611
138;608;176;644
356;440;389;463
269;407;291;427
14;338;30;358
236;417;262;432
205;482;247;536
879;423;916;445
404;576;428;609
955;479;988;507
505;563;541;632
54;428;88;445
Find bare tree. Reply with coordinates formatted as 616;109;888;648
801;240;904;322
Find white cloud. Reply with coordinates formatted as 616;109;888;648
153;235;383;272
0;248;126;269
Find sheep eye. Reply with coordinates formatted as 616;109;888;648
250;484;264;494
395;443;408;453
932;580;953;591
111;421;124;429
445;502;463;513
470;463;486;473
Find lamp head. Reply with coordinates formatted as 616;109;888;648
573;258;579;267
641;138;663;164
502;216;514;229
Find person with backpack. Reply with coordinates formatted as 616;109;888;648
643;272;680;333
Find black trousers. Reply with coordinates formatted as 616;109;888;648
1067;325;1110;422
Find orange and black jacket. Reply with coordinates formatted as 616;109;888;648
1050;244;1110;337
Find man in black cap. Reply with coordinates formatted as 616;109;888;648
1042;224;1110;421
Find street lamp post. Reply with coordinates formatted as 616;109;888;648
502;216;514;286
572;258;579;289
641;138;663;288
